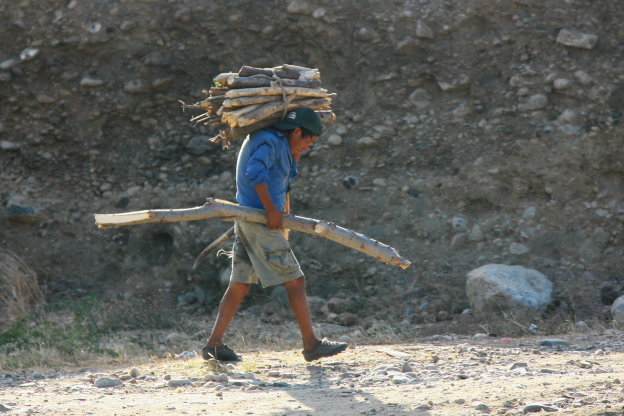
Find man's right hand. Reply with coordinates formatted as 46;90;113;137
266;207;284;230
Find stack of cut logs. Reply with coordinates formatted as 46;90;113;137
181;64;336;148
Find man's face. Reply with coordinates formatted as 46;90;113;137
289;128;319;155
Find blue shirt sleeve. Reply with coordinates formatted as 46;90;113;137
245;141;275;186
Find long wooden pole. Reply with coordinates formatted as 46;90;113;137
94;198;411;269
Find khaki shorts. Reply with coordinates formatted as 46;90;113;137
230;221;303;287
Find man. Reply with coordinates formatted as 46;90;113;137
202;107;348;362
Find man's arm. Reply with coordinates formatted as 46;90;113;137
254;183;284;229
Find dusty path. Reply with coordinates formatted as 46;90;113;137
2;332;624;415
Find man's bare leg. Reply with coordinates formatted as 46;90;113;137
206;282;250;347
283;276;320;350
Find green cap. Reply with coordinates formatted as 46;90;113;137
273;107;323;136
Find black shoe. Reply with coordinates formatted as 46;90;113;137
302;339;348;362
201;344;241;361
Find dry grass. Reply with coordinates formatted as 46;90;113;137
0;249;44;325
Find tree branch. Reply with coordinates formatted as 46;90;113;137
94;198;411;269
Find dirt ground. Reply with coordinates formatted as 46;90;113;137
2;333;624;416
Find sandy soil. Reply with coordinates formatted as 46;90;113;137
2;332;624;416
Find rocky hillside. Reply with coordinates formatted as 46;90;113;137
1;0;623;328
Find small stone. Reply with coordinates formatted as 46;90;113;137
5;203;42;224
286;0;312;15
577;360;592;369
523;207;537;219
36;94;56;104
415;20;434;39
523;403;559;413
357;136;376;147
342;176;358;189
372;178;386;187
468;225;484;242
437;74;470;92
94;377;123;388
0;403;12;413
392;374;411;384
451;216;468;231
187;135;213;155
0;141;20;150
510;362;528;370
556;29;598;49
20;47;40;61
574;70;592;84
413;403;433;410
214;374;229;384
472;402;489;412
129;368;140;378
401;361;413;373
167;379;192;387
451;233;468;249
509;242;529;255
0;59;16;70
80;76;104;88
174;351;198;360
124;80;148;94
126;185;142;196
553;78;571;90
518;94;548;111
326;133;343;146
539;338;570;347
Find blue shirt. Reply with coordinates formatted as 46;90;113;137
235;128;298;211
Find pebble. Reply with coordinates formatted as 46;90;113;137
556;29;598;49
0;403;12;412
356;136;376;147
124;80;148;94
80;76;104;88
523;403;559;413
539;339;570;347
509;362;528;370
167;379;192;387
415;20;434;39
326;133;342;146
518;94;548;111
0;141;20;150
93;377;123;388
19;47;40;61
509;242;529;255
472;401;490;412
174;351;198;359
401;361;413;373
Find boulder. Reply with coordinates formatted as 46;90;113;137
611;295;624;327
466;264;553;319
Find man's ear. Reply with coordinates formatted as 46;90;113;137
293;127;303;139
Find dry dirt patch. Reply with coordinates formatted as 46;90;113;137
2;333;624;415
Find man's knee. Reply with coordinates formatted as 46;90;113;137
283;275;305;290
228;281;251;295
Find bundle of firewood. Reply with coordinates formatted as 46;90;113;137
181;64;336;148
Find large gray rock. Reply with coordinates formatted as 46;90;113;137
466;264;553;318
611;295;624;327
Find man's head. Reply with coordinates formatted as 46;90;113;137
273;107;322;155
273;107;323;137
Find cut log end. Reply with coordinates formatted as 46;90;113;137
398;259;412;269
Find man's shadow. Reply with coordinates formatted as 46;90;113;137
264;362;430;416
